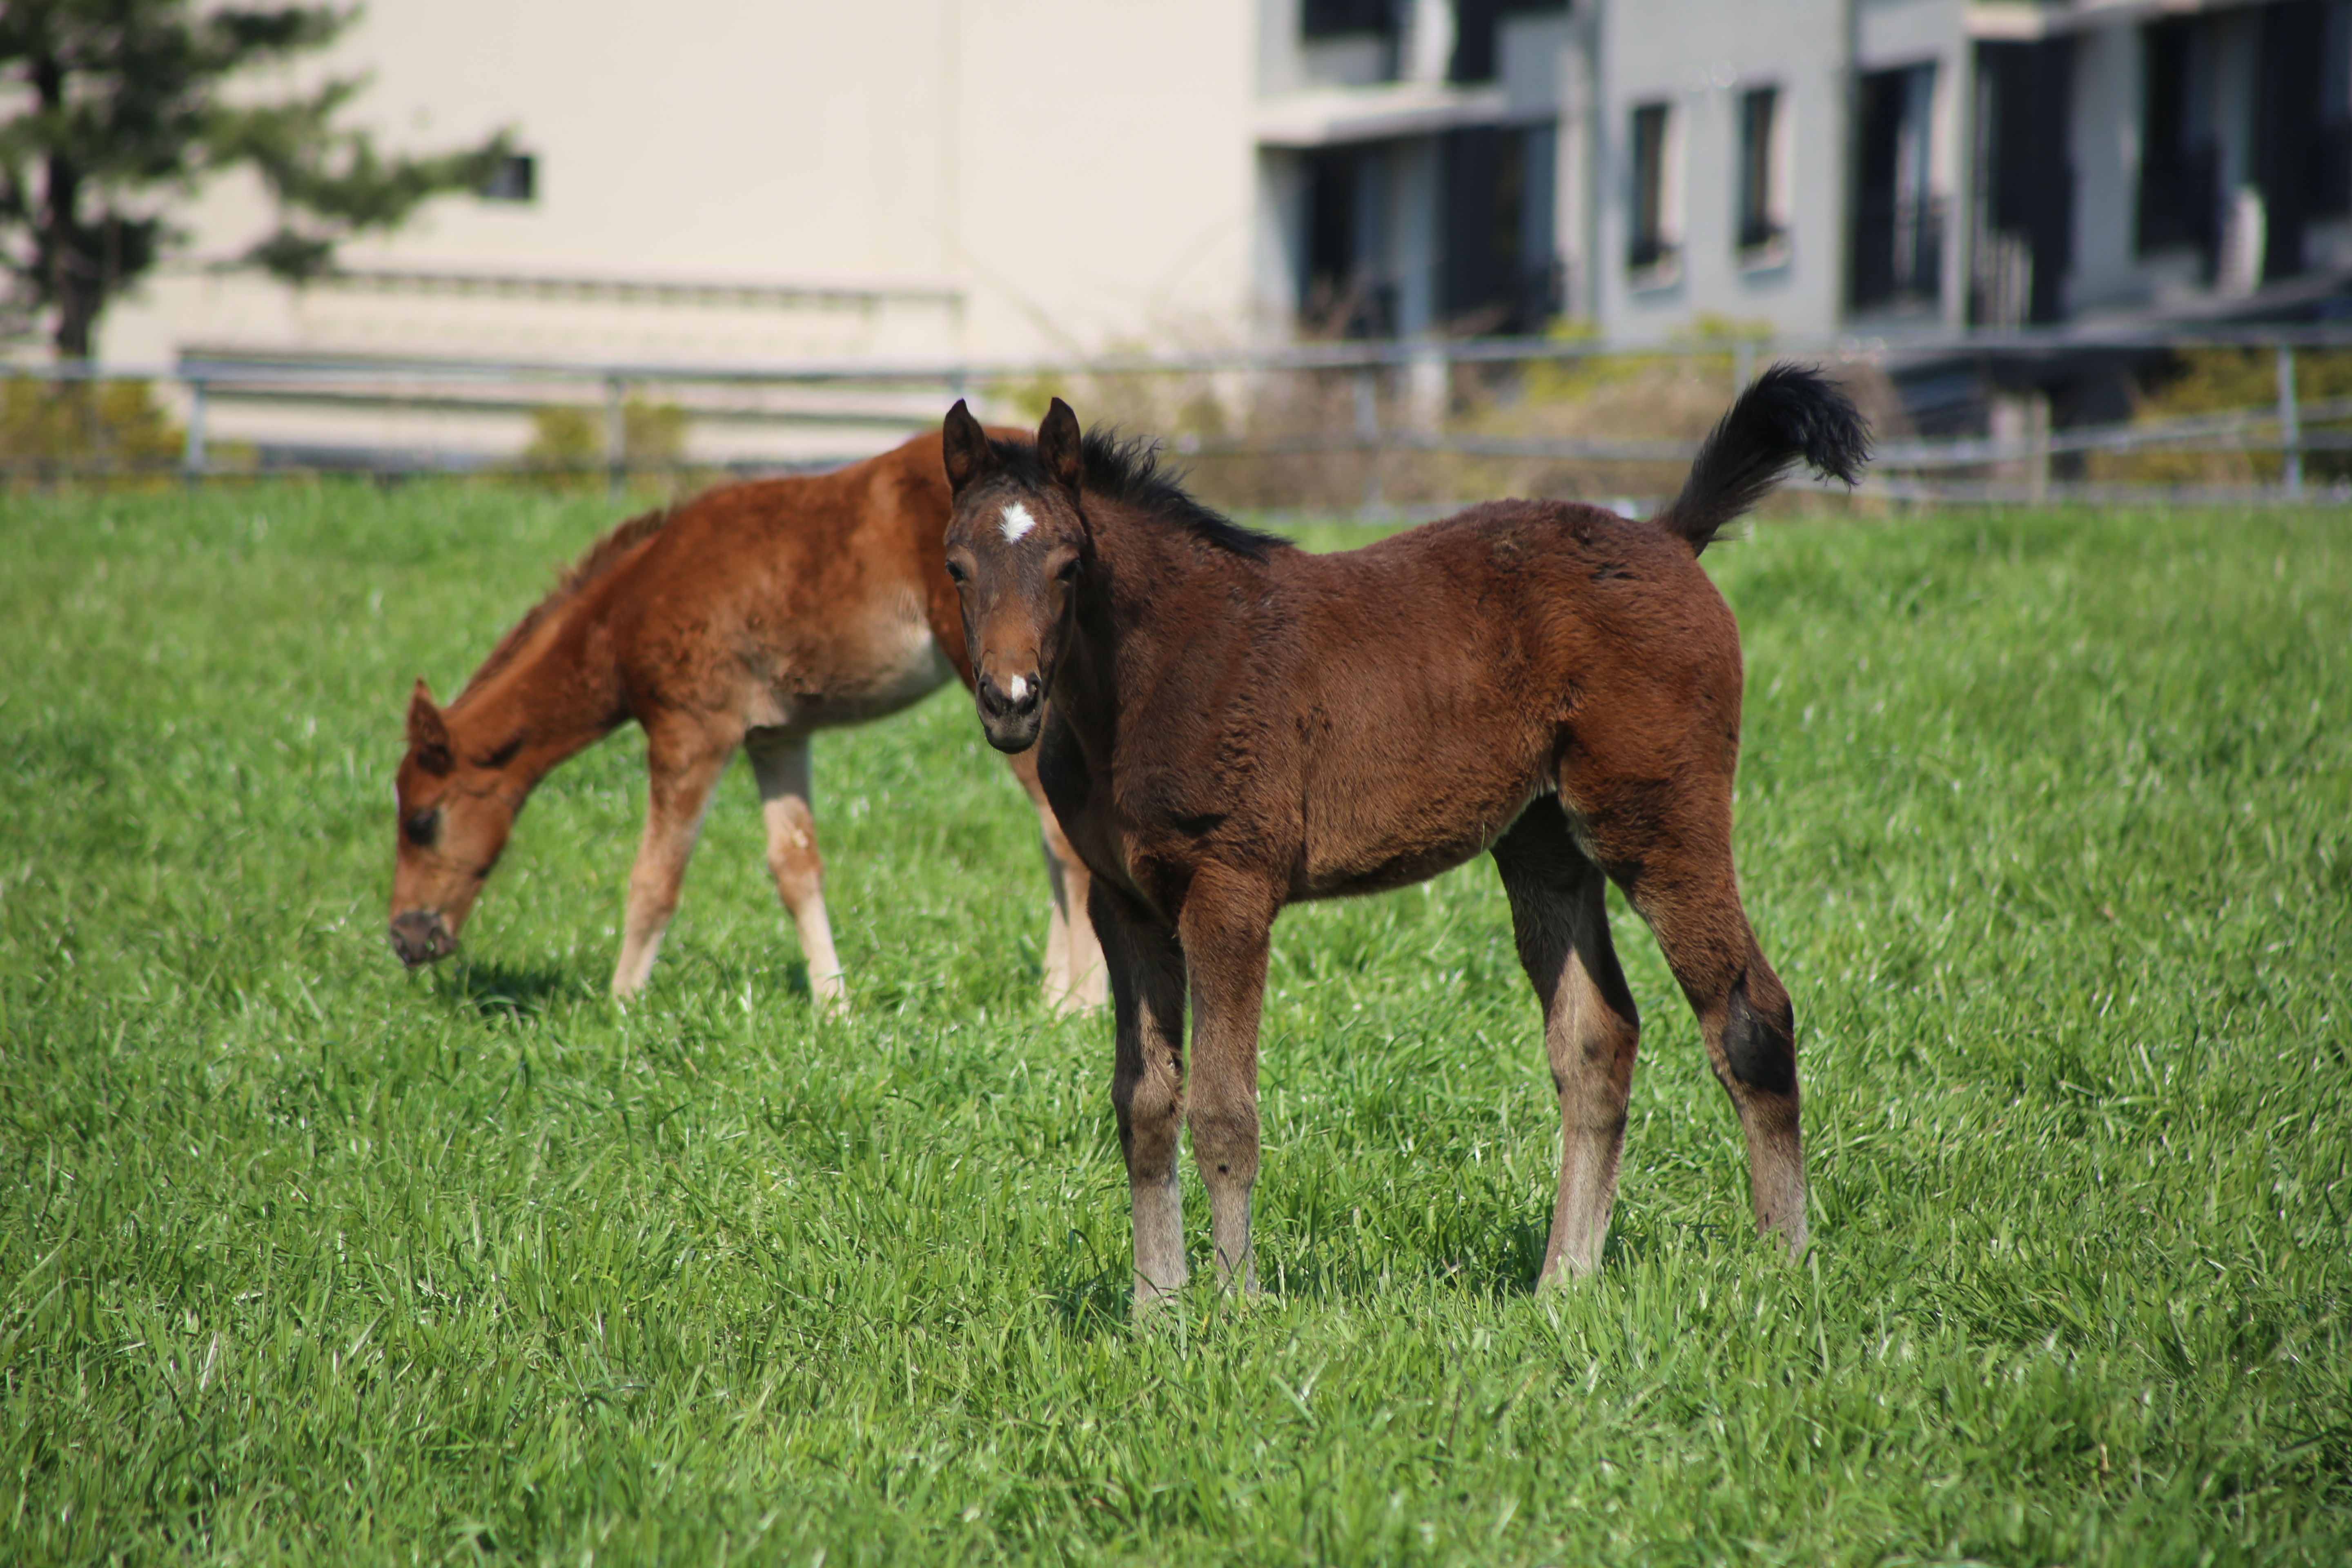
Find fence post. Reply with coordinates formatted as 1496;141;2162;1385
2276;341;2303;501
1353;367;1382;512
183;375;208;484
1992;389;2051;504
604;375;626;501
1406;341;1446;434
2027;391;2050;506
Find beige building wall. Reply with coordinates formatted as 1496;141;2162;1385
100;1;1262;385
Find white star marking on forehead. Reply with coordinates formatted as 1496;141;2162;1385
1000;502;1037;543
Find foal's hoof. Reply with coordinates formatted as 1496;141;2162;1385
1130;1273;1189;1322
1535;1255;1605;1292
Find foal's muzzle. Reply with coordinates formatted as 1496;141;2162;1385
975;671;1045;753
390;910;459;967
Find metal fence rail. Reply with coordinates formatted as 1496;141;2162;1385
6;323;2352;506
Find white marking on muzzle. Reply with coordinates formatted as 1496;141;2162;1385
1000;502;1036;543
1006;674;1029;703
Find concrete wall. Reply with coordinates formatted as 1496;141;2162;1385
2067;20;2144;317
82;0;2352;397
1592;0;1856;345
99;0;1262;369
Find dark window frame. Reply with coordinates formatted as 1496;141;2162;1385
479;153;536;205
1850;62;1944;314
1737;85;1785;256
2307;1;2351;218
2136;17;2217;257
1628;101;1676;275
1301;0;1397;40
1447;0;1570;85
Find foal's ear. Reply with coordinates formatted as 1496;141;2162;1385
407;679;454;776
1038;397;1082;492
942;399;995;493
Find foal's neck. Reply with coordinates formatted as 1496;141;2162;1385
1060;494;1258;748
447;588;629;792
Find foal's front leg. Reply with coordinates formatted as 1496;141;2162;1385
1094;886;1189;1308
1179;870;1277;1297
613;725;736;998
746;733;846;1011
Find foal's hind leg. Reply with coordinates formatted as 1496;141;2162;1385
1006;748;1105;1013
1093;883;1190;1309
746;733;846;1011
1585;788;1806;1256
1492;800;1643;1285
613;725;736;998
1038;804;1107;1013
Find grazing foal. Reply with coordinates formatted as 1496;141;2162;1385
389;429;1106;1009
939;368;1866;1304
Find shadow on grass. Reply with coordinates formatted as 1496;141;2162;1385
1045;1225;1137;1337
433;957;589;1020
1037;1213;1560;1328
1247;1209;1750;1309
1038;1207;1764;1333
1254;1216;1553;1307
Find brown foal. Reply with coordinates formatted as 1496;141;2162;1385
938;368;1867;1304
388;428;1106;1011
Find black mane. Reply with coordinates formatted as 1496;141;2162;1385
987;427;1287;561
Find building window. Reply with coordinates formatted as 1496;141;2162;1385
1302;0;1396;39
1300;146;1393;337
480;154;536;204
2136;19;2217;257
1973;39;2074;327
1737;86;1785;258
1448;0;1570;85
2311;2;2352;217
1628;102;1677;277
1850;63;1941;312
1441;121;1559;332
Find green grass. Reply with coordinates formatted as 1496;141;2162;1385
1;482;2346;1566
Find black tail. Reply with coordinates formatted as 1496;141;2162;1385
1659;364;1870;555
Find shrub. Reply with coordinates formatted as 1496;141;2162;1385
0;375;183;483
2087;347;2352;486
521;397;691;488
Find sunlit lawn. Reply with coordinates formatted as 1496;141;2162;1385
2;481;2346;1564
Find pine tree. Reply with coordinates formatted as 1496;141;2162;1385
0;0;514;358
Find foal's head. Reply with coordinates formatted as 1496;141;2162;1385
388;680;521;967
940;397;1091;753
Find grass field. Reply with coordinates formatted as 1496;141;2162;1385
2;481;2347;1566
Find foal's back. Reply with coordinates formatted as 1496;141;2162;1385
1206;499;1743;898
595;436;974;724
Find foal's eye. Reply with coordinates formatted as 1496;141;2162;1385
403;809;440;848
943;560;968;584
1054;558;1080;584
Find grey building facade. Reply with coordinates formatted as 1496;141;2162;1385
1254;0;2352;352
